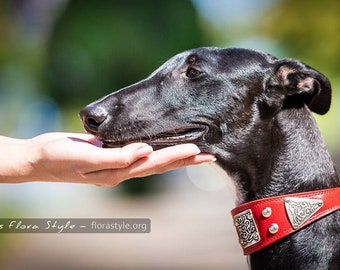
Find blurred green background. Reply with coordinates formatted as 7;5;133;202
0;0;339;269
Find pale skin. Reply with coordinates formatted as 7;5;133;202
0;132;215;187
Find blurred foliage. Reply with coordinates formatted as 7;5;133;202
45;0;206;195
261;0;340;79
47;0;206;108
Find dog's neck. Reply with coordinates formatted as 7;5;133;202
216;106;339;204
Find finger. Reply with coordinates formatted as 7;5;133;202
157;153;217;172
83;153;216;186
126;152;216;178
83;143;200;172
83;145;212;185
117;143;201;174
144;144;202;163
81;143;154;172
81;143;204;184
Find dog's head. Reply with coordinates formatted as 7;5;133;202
80;47;331;154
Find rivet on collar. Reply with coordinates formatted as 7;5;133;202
261;207;272;218
268;223;279;234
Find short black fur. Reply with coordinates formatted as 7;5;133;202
80;47;340;270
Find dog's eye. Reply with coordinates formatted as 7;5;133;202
186;67;202;79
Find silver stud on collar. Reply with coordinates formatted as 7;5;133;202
268;223;279;234
262;207;272;218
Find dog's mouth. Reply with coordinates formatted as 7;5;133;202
101;127;207;149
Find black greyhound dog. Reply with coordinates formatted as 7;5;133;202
80;47;340;269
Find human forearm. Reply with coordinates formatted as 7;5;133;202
0;133;215;185
0;136;36;183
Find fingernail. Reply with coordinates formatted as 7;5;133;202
193;145;201;154
197;154;217;162
185;144;201;154
206;155;217;162
137;145;153;157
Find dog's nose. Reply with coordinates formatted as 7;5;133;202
79;105;108;133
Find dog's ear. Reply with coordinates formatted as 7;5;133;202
264;59;331;115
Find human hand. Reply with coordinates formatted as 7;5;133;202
0;133;215;186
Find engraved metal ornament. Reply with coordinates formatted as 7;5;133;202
233;209;260;248
284;197;323;229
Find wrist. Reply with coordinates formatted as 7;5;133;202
0;136;39;183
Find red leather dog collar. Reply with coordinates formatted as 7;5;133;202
231;188;340;255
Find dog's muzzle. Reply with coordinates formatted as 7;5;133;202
79;104;209;149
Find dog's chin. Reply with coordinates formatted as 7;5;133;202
100;128;207;150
